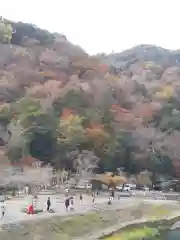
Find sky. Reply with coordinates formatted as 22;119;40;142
1;0;180;54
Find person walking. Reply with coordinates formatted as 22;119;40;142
33;197;37;210
92;193;95;203
111;190;115;200
65;198;70;210
47;197;51;212
80;194;83;204
24;185;29;195
108;197;112;205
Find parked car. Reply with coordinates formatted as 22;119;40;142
116;184;136;191
86;184;92;189
74;184;92;190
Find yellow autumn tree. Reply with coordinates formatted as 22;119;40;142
95;173;126;189
155;85;174;99
58;108;86;146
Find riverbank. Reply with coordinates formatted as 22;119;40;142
101;215;180;240
98;215;180;240
0;200;179;240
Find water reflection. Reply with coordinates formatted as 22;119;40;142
166;228;180;240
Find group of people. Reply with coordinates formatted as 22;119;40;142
0;189;115;219
27;197;52;215
27;194;85;215
64;194;84;211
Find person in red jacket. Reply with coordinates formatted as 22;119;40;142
27;203;34;215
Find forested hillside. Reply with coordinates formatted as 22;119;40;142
0;19;180;184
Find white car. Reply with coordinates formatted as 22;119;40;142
86;184;92;189
117;184;135;191
144;186;150;191
123;184;131;191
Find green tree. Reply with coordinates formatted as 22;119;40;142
53;90;89;117
6;119;28;164
14;97;58;162
99;131;138;174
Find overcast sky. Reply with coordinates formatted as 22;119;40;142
1;0;180;54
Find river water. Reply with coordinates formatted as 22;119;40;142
103;219;180;240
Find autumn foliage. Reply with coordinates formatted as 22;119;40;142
86;124;110;150
110;104;139;129
1;19;180;182
61;108;76;120
97;173;126;188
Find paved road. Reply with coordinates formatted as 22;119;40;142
0;194;139;225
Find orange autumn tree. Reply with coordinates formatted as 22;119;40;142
86;124;110;151
61;108;74;120
99;173;126;189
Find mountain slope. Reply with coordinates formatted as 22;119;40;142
0;19;112;104
1;19;180;178
99;44;180;71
